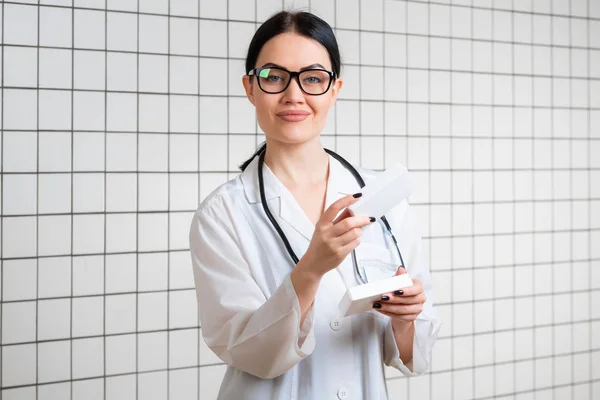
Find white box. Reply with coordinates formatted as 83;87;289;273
348;162;414;218
339;273;413;317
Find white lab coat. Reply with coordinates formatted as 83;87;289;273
189;154;441;400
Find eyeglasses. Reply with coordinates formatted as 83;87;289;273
248;67;336;95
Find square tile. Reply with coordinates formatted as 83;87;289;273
74;50;105;90
39;90;72;130
73;132;105;171
138;371;168;400
107;11;137;51
169;368;198;400
38;340;70;383
139;173;168;211
38;256;71;298
228;98;256;134
72;254;104;295
139;94;168;132
138;332;168;371
106;173;137;212
138;213;168;251
3;131;37;173
40;6;72;47
138;292;168;331
107;52;137;92
139;0;168;14
74;9;105;49
105;253;137;294
170;96;199;133
2;344;36;387
38;382;70;400
4;89;37;130
170;173;198;211
140;15;168;54
39;132;72;172
106;133;137;171
3;174;36;215
170;56;198;95
2;301;36;344
38;298;71;340
139;252;168;292
72;378;104;400
2;259;37;301
38;215;72;256
139;133;168;171
106;375;136;400
199;58;228;95
107;93;137;131
106;334;136;374
73;91;106;131
171;0;198;16
169;329;198;368
3;217;37;258
171;17;198;56
72;338;104;379
139;54;169;93
72;296;104;337
106;0;137;11
169;289;198;329
73;173;104;213
4;4;38;45
38;173;71;214
199;20;227;57
200;0;226;19
4;46;37;87
106;213;137;253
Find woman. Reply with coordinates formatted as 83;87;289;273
190;10;440;400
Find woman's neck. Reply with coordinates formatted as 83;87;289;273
263;137;329;190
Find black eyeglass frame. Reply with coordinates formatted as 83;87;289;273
247;67;337;96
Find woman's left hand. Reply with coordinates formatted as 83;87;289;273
373;267;426;326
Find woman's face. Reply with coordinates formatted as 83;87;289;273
242;32;343;146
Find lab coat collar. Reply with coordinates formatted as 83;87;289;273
241;152;363;241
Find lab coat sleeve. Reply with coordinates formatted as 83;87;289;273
190;204;316;380
382;200;442;376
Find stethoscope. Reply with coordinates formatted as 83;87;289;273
257;147;406;284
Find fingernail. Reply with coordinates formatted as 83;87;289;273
369;217;376;222
381;296;390;301
373;303;382;309
394;290;404;296
353;192;363;198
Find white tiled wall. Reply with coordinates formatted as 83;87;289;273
1;0;599;399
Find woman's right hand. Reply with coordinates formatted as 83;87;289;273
302;193;375;278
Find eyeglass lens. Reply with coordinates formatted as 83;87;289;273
257;68;331;95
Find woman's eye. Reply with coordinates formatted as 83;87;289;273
304;76;321;84
266;75;283;82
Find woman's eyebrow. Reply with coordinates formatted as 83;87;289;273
259;62;327;70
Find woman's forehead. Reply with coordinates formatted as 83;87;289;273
255;32;332;70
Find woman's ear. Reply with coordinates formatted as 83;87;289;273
242;75;256;106
329;77;343;105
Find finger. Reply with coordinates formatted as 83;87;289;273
331;208;352;225
338;237;361;255
380;292;426;305
322;193;362;224
392;279;423;297
336;226;363;246
394;266;406;276
331;215;373;237
375;303;423;315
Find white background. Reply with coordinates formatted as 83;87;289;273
1;0;599;399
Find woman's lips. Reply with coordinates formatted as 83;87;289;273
277;111;310;122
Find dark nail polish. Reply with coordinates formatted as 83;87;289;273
369;217;376;223
381;296;390;301
353;192;363;198
373;303;382;309
394;290;404;296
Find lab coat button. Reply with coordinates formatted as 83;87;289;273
337;387;349;399
330;317;342;331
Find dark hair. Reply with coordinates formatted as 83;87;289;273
239;10;341;172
